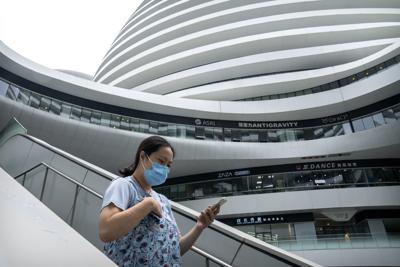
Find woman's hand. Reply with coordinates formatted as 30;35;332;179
144;197;162;218
196;205;220;230
179;204;221;255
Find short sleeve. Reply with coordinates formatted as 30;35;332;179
101;178;134;211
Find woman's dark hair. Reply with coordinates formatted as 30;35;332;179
119;136;175;176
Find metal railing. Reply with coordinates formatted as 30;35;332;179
251;233;400;251
13;161;233;267
2;130;320;266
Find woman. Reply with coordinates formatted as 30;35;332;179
99;136;219;266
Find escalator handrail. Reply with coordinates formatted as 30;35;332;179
14;161;103;199
13;160;232;267
9;133;320;267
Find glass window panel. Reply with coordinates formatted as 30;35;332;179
111;114;121;128
339;78;349;87
354;169;367;184
342;122;353;135
271;224;295;240
372;113;385;127
321;84;330;91
382;108;396;124
167;123;176;136
101;113;111;127
60;103;71;117
186;125;195;139
393;105;400;120
312;127;324;138
188;183;204;199
259;130;268;142
311;87;321;93
230;178;244;192
303;89;312;95
349;75;357;83
91;111;101;125
356;72;366;80
81;109;91;122
17;88;30;104
278;93;287;99
195;126;206;139
120;117;130;130
302;128;313;140
272;173;286;189
170;185;178;199
352;119;364;132
384;58;396;68
330;124;344;137
140;120;149;133
267;130;278;142
237;225;256;237
213;127;223;141
330;81;339;89
240;130;249;142
29;93;40;108
295;91;304;96
224;128;231;141
231;129;241;142
129;118;140;132
49;99;61;115
149;121;158;134
295;129;304;140
362;116;375;130
364;168;379;184
177;125;186;137
6;85;19;100
205;127;214;140
177;184;186;199
247;131;259;142
39;97;51;111
366;66;377;76
285;130;296;141
10;85;21;99
270;94;278;100
276;130;286;142
70;106;81;120
158;123;168;135
0;79;9;96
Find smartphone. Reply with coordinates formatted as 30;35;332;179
150;212;162;221
212;197;227;209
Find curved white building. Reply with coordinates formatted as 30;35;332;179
1;1;400;266
94;0;400;100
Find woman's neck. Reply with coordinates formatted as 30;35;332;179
132;171;152;194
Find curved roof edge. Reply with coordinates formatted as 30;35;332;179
1;41;399;121
56;69;93;80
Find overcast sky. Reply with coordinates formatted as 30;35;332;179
1;0;142;76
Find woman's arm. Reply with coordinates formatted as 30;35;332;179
179;206;218;255
99;197;161;242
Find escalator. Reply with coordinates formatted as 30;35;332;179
0;118;320;267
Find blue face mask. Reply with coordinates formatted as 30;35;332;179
142;154;169;186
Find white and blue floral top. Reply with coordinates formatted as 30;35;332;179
101;176;181;267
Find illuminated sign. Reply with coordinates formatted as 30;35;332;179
194;119;216;126
234;215;286;225
298;162;358;171
237;121;298;129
